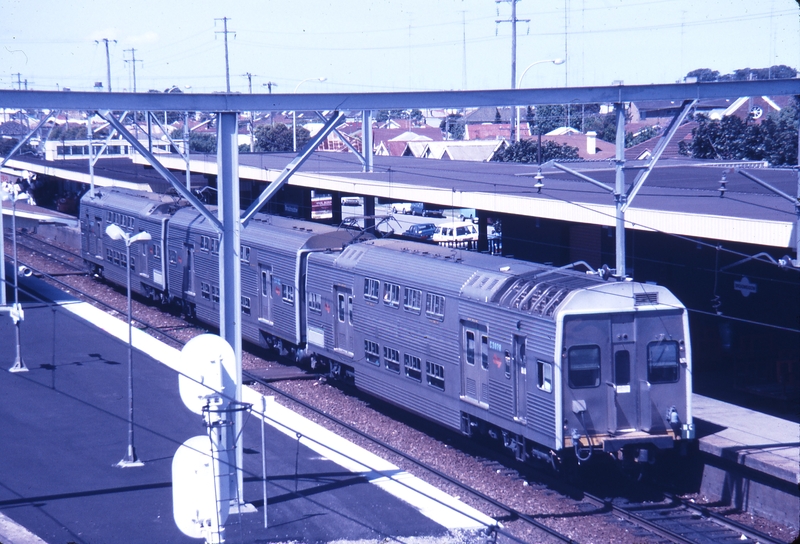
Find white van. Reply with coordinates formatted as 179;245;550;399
432;221;479;244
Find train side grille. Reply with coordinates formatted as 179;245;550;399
634;292;658;306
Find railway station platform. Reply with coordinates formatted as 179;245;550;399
0;277;494;543
692;395;799;529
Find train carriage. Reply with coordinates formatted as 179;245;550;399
80;189;182;301
165;205;356;352
306;238;694;464
82;188;694;467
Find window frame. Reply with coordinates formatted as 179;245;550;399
425;292;446;321
567;344;601;389
383;346;400;373
403;287;422;314
364;277;380;302
647;340;680;384
364;340;380;365
383;282;401;308
426;361;445;391
404;354;422;382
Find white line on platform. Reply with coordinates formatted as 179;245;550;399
63;300;497;531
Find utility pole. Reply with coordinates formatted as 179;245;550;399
124;48;143;92
496;0;529;140
215;17;236;92
243;73;255;152
12;73;22;90
96;38;117;92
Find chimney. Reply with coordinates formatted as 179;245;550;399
586;131;597;155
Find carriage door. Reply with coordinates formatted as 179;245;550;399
334;287;354;355
259;265;273;324
182;244;195;295
610;314;637;432
90;214;103;257
512;335;528;422
461;322;489;406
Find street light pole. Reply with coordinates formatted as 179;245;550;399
292;77;326;152
7;175;31;373
515;58;564;142
106;224;151;468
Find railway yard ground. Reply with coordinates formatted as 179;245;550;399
0;224;797;543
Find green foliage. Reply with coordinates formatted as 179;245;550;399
0;138;35;156
685;65;797;82
439;114;465;140
50;123;89;140
526;103;602;135
376;110;409;123
253;123;310;152
681;99;799;166
492;139;580;163
187;132;217;154
410;109;425;126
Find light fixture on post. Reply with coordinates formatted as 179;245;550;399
292;77;326;152
5;171;33;373
515;58;564;142
106;223;151;468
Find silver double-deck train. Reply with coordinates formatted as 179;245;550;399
80;188;695;467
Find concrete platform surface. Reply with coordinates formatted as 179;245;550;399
693;394;800;485
0;294;494;544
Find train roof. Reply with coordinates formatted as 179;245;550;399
80;187;186;217
334;237;682;319
169;206;363;252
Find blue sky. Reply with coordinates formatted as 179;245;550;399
1;0;797;94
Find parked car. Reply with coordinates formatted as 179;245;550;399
431;221;479;244
391;202;413;214
402;223;437;240
391;202;445;218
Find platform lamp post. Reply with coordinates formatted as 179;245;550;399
292;77;326;152
106;223;151;468
515;58;564;142
5;171;33;373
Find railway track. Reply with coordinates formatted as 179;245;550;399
6;230;792;544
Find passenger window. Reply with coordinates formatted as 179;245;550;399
383;282;400;308
615;350;631;385
465;331;475;365
337;294;345;322
364;340;379;365
537;360;552;393
364;278;379;302
568;345;601;388
647;341;679;383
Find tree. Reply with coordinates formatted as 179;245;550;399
681;98;799;166
492;139;580;163
0;137;34;156
439;113;465;140
685;68;721;82
686;65;797;82
253;123;310;152
410;109;425;126
171;128;217;153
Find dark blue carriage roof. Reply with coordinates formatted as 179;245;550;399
168;205;363;253
80;187;187;218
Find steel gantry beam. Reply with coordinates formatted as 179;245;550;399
1;79;799;112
